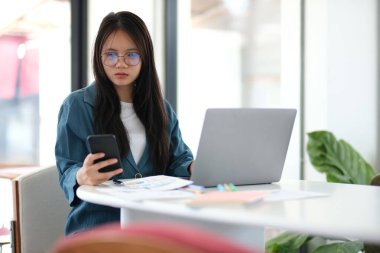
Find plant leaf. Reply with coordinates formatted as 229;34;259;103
307;131;375;185
312;241;363;253
266;231;312;253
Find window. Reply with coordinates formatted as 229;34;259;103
0;0;71;166
177;0;300;179
177;0;378;181
0;0;71;245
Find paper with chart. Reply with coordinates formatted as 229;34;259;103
95;175;195;201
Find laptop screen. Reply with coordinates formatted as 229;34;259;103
190;108;296;187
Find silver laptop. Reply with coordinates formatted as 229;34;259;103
190;108;297;187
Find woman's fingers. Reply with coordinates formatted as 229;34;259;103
77;153;123;186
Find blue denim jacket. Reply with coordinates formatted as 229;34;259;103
55;83;193;235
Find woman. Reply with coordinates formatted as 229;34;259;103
55;11;194;235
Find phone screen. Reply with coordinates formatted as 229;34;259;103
86;134;123;173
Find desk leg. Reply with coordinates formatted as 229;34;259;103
120;208;130;227
120;208;264;251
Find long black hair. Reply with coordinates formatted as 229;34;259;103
92;11;169;174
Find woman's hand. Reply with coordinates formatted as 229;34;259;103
76;153;123;186
188;161;195;173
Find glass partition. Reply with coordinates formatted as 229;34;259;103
177;0;300;175
0;0;71;166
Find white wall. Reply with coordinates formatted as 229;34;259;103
280;0;301;180
304;0;378;179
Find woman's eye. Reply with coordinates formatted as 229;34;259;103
106;52;117;58
127;52;139;58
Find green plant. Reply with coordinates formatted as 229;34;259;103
265;232;312;253
266;130;376;253
307;130;375;185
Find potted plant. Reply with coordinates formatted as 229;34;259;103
266;130;378;253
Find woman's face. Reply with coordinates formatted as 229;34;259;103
101;29;142;88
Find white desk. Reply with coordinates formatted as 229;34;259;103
77;180;380;250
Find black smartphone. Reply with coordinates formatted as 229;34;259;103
86;134;123;173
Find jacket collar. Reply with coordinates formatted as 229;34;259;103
120;146;150;178
83;82;97;107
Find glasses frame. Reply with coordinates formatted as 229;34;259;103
102;51;141;67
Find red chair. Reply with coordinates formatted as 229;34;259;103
50;221;261;253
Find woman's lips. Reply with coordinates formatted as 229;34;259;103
115;72;128;78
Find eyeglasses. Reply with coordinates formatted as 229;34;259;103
102;52;141;67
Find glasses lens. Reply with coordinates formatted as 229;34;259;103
104;52;118;66
125;52;140;66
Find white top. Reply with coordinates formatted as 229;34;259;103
120;102;146;163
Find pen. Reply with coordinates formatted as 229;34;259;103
223;183;232;192
181;187;202;194
187;184;205;191
217;184;226;192
228;183;238;192
180;184;204;194
113;179;124;186
185;184;205;194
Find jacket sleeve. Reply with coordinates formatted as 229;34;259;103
55;95;93;206
165;101;194;177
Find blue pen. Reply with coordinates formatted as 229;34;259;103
217;184;226;192
185;184;205;194
187;184;205;191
